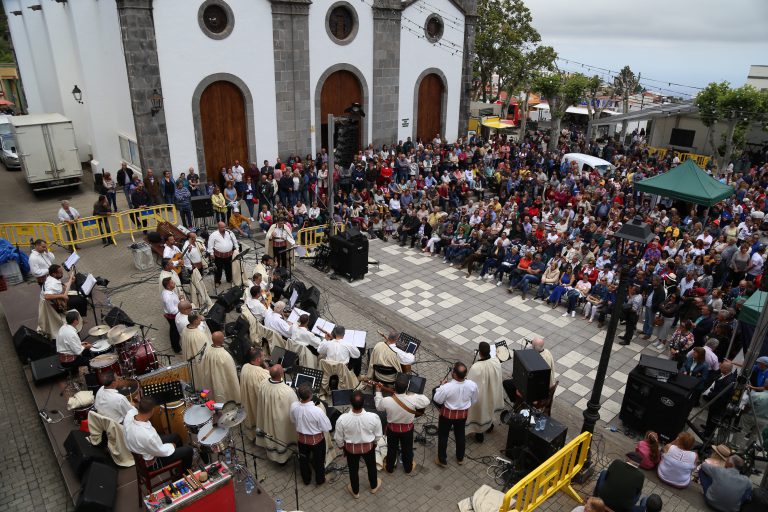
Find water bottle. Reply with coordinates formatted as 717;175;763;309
536;415;547;431
275;498;284;512
225;448;231;465
244;476;254;495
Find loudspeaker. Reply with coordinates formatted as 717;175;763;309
300;286;320;309
191;195;214;218
64;430;110;478
619;366;695;441
216;287;242;312
13;325;56;363
512;349;551;403
205;303;227;333
75;461;117;512
329;234;368;280
103;307;133;327
526;415;567;465
31;355;67;383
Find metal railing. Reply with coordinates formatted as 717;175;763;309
0;222;59;247
499;432;592;512
648;146;712;168
295;222;346;250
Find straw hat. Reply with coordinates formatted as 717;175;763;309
711;444;731;460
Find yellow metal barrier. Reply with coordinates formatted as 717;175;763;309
648;147;711;167
116;204;178;241
499;432;592;512
296;223;346;250
0;222;60;247
58;215;121;249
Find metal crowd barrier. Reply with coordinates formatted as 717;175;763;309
58;215;121;249
648;146;711;167
115;204;178;242
499;431;592;512
0;222;60;247
296;222;346;250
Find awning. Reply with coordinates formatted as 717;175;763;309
533;104;620;116
739;290;767;326
481;117;516;129
634;159;734;207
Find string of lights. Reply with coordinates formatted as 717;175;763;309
555;62;697;99
556;57;705;90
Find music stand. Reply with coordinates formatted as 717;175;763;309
395;372;426;394
396;332;421;355
331;389;353;407
291;366;323;395
269;346;298;372
142;380;185;437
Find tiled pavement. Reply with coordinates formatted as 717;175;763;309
350;238;667;427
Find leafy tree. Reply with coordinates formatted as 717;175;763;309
499;45;557;136
584;75;616;141
613;66;641;142
695;82;768;171
534;72;590;151
474;0;549;103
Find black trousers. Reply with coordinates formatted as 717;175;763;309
298;439;326;485
622;311;639;342
214;256;233;284
386;429;414;473
156;433;193;472
437;415;466;464
98;217;114;245
345;449;377;495
165;316;181;353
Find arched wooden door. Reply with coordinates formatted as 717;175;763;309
416;73;444;143
200;81;248;177
320;70;362;151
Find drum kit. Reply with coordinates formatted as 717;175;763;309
86;323;159;380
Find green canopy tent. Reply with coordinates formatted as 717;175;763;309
634;159;734;207
739;290;767;326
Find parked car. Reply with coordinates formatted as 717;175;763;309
563;153;615;176
0;134;20;170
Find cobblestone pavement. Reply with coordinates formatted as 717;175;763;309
0;169;710;510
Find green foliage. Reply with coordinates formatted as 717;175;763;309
696;82;768;127
0;11;13;62
533;72;589;117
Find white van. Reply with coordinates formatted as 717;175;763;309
563;153;615;176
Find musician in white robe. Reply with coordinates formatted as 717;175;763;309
466;342;504;442
239;347;270;440
254;364;298;463
251;255;274;292
158;258;183;298
266;218;295;268
188;267;212;311
265;301;292;338
199;331;240;403
366;331;412;384
181;313;211;363
289;314;321;368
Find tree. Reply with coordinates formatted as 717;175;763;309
473;0;548;103
613;66;641;143
499;45;557;137
695;82;768;172
584;75;616;141
534;72;590;151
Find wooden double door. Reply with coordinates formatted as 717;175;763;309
200;80;248;178
416;73;444;143
320;70;362;151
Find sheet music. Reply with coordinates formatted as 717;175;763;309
81;274;97;296
311;318;336;337
287;307;308;324
489;343;497;359
63;252;80;271
289;289;299;308
345;329;367;349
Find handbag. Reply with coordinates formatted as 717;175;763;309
653;315;664;327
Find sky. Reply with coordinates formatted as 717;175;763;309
525;0;768;97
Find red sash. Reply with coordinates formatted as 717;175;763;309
297;433;324;446
387;422;414;433
440;406;468;420
344;442;375;455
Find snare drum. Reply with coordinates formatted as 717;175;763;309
90;339;112;356
197;422;230;453
115;378;141;403
150;400;189;445
184;405;214;437
73;404;93;424
89;354;121;383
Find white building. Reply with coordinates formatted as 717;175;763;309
746;64;768;92
4;0;475;179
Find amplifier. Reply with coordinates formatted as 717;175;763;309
31;355;67;383
638;354;678;381
512;349;551;403
329;234;368;280
205;303;227;333
103;306;134;327
216;286;242;312
64;430;110;478
75;461;117;511
527;415;567;465
13;325;56;363
191;195;214;218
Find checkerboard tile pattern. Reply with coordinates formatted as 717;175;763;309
345;238;671;426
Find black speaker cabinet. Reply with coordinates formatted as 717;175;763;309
31;355;67;383
103;306;134;327
205;303;227;333
216;286;242;312
13;325;56;363
527;415;567;465
300;286;320;309
329;234;368;280
75;462;118;512
512;349;551;403
191;195;214;218
64;431;110;478
619;366;695;441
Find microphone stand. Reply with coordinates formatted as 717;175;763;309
185;342;206;391
257;431;302;510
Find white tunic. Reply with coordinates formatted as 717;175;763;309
29;250;55;278
334;410;382;447
56;324;83;355
318;339;360;364
433;379;479;410
94;387;133;423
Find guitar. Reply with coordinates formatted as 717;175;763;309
359;377;425;417
170;244;192;274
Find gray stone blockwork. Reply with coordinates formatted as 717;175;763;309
115;0;172;174
457;0;477;138
271;0;312;159
371;1;402;148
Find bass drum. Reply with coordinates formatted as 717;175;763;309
122;340;159;376
150;400;189;445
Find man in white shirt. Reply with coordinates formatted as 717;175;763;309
207;222;237;285
162;235;182;268
433;362;478;467
57;200;81;248
174;300;198;333
264;301;292;338
181;232;205;270
56;310;91;368
161;277;182;353
245;286;268;322
375;378;430;474
290;385;332;485
124;397;193;471
29;239;55;285
334;390;383;498
318;325;360;365
366;331;413;384
290;314;323;349
231;160;245;193
94;372;133;423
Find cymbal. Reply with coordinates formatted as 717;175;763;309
110;325;141;345
89;325;111;337
218;400;246;429
107;324;127;340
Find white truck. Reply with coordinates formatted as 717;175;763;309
10;113;82;191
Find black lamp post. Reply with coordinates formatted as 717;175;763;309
150;89;164;117
579;215;653;473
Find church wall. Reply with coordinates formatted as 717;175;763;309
398;0;464;143
308;0;374;155
153;0;279;175
3;1;44;112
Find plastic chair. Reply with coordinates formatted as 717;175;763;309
132;452;183;506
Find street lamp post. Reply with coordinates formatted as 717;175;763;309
579;216;653;477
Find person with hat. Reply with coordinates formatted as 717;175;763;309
228;206;251;238
699;455;753;512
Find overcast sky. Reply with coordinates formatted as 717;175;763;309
526;0;768;97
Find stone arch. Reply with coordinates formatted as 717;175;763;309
314;63;369;154
192;73;256;181
412;68;448;142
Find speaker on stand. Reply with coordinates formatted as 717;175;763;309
329;233;369;282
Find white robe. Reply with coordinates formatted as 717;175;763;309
189;268;213;311
181;325;211;373
200;346;241;404
254;380;298;463
37;298;64;339
239;363;270;439
366;342;403;382
466;358;504;435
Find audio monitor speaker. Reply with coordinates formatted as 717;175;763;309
512;349;551;403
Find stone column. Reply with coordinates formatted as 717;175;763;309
271;0;312;159
115;0;171;175
458;0;478;138
371;0;402;148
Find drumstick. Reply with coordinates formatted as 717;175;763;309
201;427;216;442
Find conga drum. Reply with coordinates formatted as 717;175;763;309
150;400;189;445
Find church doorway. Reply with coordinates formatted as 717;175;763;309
200;80;248;179
320;70;362;152
416;73;444;144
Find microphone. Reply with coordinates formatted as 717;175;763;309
254;428;268;438
197;343;207;362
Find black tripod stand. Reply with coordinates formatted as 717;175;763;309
256;430;302;510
